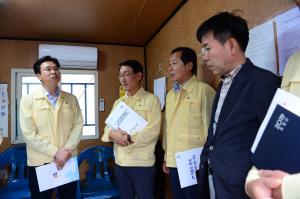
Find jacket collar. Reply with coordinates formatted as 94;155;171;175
124;87;146;101
181;75;198;93
33;87;65;100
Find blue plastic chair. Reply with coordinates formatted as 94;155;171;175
0;144;30;199
77;146;120;199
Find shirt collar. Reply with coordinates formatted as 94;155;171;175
43;87;60;98
221;64;243;81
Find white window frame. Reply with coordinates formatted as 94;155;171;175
11;68;99;144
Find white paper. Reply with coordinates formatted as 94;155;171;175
35;157;79;192
0;84;8;137
246;20;277;74
251;89;300;153
276;6;300;75
154;77;167;110
175;147;203;188
105;101;147;134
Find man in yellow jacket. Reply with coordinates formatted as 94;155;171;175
20;56;83;199
246;50;300;199
163;47;215;199
101;60;161;199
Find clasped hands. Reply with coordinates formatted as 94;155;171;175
109;128;133;146
54;148;72;170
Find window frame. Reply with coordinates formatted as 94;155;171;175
11;68;99;144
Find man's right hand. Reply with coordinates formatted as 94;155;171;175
109;128;131;146
162;161;169;174
54;148;72;170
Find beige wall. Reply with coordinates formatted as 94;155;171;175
145;0;295;91
0;39;144;152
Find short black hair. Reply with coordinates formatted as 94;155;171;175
171;47;197;75
33;55;60;74
118;60;143;75
196;11;249;52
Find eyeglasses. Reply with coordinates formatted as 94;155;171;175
200;47;210;57
118;73;137;79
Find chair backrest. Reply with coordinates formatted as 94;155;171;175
78;146;114;183
0;144;27;182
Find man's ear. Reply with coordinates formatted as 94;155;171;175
186;61;193;72
137;72;143;81
36;74;42;82
227;38;238;55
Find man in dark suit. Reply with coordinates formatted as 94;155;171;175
195;11;281;199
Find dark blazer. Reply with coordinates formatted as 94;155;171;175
197;59;281;199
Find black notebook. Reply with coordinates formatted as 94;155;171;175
253;104;300;174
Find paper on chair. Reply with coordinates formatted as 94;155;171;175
105;101;147;134
175;147;203;188
35;157;79;192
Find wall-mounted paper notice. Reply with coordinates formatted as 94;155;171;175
276;6;300;75
154;77;167;110
0;84;8;137
246;20;277;74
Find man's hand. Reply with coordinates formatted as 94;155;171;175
259;170;288;199
246;170;288;199
162;161;169;174
54;148;72;170
109;128;131;146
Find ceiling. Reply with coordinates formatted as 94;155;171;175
0;0;186;46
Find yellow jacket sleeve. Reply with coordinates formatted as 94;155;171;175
20;96;58;157
129;96;161;148
282;173;300;199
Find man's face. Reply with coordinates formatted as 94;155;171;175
119;65;141;93
36;61;61;87
200;31;232;76
168;51;192;84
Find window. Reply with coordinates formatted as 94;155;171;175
11;69;99;143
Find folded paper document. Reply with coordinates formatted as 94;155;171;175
105;101;147;134
35;157;79;192
175;147;203;188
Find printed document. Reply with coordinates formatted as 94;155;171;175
105;101;147;134
175;147;203;188
35;157;79;192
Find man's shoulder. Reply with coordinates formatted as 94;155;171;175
21;89;42;101
195;80;214;90
141;90;160;104
60;90;78;103
244;60;280;83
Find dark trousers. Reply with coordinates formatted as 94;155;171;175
169;168;198;199
115;165;155;199
28;166;77;199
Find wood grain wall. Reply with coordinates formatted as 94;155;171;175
145;0;296;91
0;39;144;152
145;1;297;197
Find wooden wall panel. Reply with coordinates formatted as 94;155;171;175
0;39;144;152
146;0;296;91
